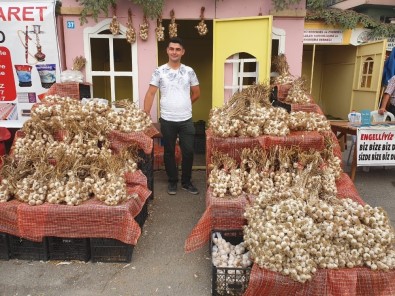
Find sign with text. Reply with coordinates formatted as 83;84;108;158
0;0;61;128
303;29;343;44
357;126;395;166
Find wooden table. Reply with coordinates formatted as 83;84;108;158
330;120;358;181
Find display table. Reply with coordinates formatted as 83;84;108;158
0;170;151;245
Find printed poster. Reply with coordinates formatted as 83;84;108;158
357;126;395;166
0;0;61;128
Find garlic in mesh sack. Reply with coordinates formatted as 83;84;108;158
169;9;177;38
126;8;136;44
244;169;395;283
139;16;149;41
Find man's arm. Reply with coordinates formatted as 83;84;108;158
379;93;390;115
190;85;200;104
144;85;158;114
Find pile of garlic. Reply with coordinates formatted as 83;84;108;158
212;232;252;269
288;111;331;132
244;167;395;283
0;96;147;206
209;146;342;200
209;83;332;138
282;78;312;104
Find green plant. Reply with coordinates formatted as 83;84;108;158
75;0;164;24
306;8;395;38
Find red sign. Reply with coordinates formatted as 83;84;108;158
0;46;16;101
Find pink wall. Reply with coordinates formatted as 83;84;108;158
59;0;305;115
274;18;305;76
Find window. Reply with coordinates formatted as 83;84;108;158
360;57;373;89
84;20;139;106
224;52;258;99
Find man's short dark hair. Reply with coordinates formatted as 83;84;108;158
168;37;184;48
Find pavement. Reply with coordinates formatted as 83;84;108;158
0;138;394;296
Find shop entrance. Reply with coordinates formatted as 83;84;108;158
302;40;387;120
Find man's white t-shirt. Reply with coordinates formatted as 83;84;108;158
149;64;199;122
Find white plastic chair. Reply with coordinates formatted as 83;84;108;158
370;110;395;123
346;112;361;165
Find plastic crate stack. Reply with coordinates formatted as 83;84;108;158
0;204;148;263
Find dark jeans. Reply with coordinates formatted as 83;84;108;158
159;117;195;185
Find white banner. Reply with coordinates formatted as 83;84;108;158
357;126;395;166
303;29;343;44
0;0;61;128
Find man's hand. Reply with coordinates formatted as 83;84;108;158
378;108;386;115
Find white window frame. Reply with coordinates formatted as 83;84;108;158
225;55;259;95
223;27;285;96
272;27;286;54
83;19;139;105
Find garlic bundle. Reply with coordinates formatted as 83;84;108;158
283;78;311;104
126;9;136;44
169;9;177;38
93;173;136;206
155;17;165;42
288;111;331;132
109;5;120;36
15;175;48;206
139;16;149;41
0;178;13;202
195;7;208;36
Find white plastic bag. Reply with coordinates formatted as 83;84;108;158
60;69;84;83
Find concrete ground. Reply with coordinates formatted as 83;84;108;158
0;139;394;296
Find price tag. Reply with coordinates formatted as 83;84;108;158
0;46;17;101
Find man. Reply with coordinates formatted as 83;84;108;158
144;37;200;195
378;74;395;116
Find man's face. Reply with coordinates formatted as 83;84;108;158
167;42;185;63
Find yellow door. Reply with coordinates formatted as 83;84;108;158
350;40;387;112
212;16;272;107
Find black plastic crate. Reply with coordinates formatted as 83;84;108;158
48;237;90;262
9;236;49;261
194;120;206;135
135;202;148;228
0;233;10;260
138;149;154;199
211;230;251;296
194;135;206;154
90;238;133;263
